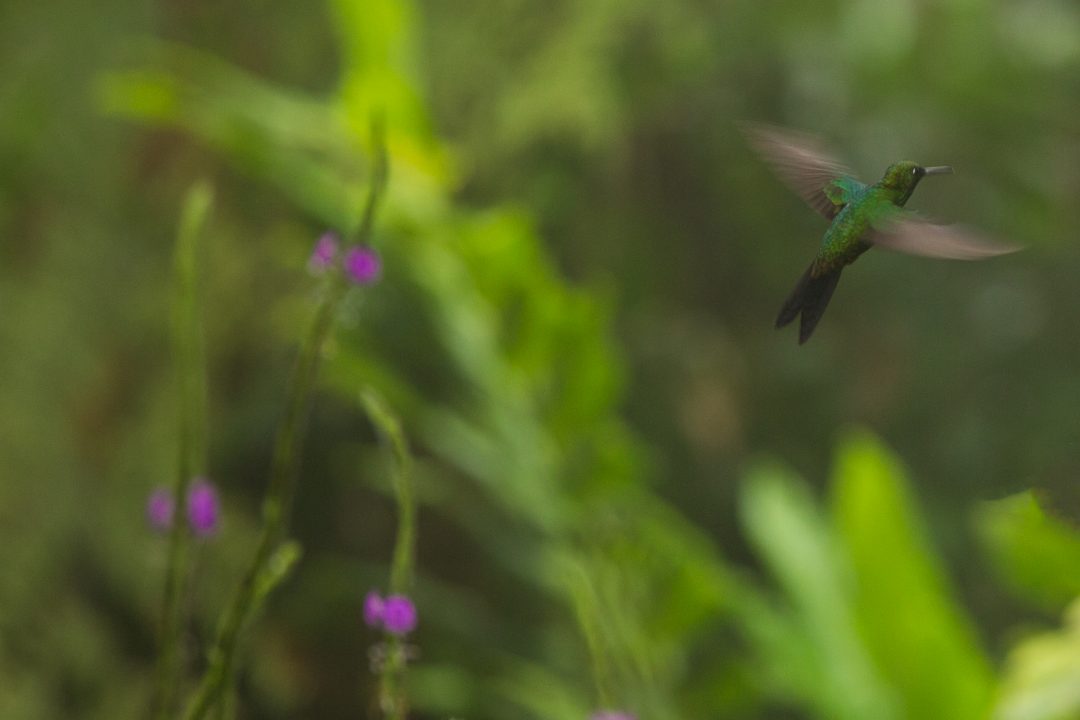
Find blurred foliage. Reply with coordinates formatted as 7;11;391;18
740;434;995;720
976;492;1080;612
3;0;1080;718
994;599;1080;720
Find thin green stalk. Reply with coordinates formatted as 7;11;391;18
153;182;213;720
566;557;614;711
387;437;415;598
379;642;410;720
182;118;388;720
360;389;415;595
357;134;404;720
181;277;347;720
360;389;416;720
356;113;387;241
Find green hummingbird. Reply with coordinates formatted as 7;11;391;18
747;125;1020;344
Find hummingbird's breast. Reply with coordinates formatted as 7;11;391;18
818;189;879;267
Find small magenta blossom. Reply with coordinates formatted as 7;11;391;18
364;591;417;635
186;478;220;537
590;712;636;720
309;232;340;273
343;246;381;284
382;595;417;635
146;487;175;532
363;591;385;627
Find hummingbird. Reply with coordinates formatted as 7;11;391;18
746;124;1019;344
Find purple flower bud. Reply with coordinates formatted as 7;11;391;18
343;246;381;284
590;713;636;720
363;591;385;628
146;487;175;532
382;594;417;635
309;232;340;273
186;478;220;537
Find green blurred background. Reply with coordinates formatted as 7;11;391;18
3;0;1080;718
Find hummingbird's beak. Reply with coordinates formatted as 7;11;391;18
923;165;953;175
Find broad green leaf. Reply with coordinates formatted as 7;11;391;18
741;461;900;720
975;491;1080;611
831;431;994;720
330;0;430;142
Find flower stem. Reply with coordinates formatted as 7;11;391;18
181;277;347;720
181;118;388;720
152;182;212;720
360;389;416;720
360;390;415;595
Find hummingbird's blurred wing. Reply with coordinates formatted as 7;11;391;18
744;124;862;220
870;213;1021;260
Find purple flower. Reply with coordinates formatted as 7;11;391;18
186;478;220;537
363;591;417;635
590;713;636;720
146;487;175;532
363;591;385;627
382;594;417;635
343;246;381;284
309;232;340;273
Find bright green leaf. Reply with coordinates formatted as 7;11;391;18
994;598;1080;720
975;491;1080;612
831;430;994;720
741;461;900;720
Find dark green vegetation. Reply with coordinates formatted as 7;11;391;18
3;0;1080;718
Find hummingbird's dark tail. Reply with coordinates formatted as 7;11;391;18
776;263;842;344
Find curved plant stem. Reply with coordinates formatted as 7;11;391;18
360;389;416;720
152;182;212;720
360;389;415;595
181;119;388;720
181;277;346;720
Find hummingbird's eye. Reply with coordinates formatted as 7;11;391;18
911;167;919;176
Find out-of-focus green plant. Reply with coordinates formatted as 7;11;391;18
99;2;752;717
7;0;1080;717
978;491;1080;720
738;432;995;720
976;491;1080;612
741;460;901;719
99;2;734;716
179;126;388;719
993;599;1080;720
360;388;418;719
90;1;1080;718
831;433;994;720
152;181;212;719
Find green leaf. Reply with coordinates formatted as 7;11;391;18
994;599;1080;720
740;461;899;720
975;491;1080;611
831;430;994;720
99;42;365;229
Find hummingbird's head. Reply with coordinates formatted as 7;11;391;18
880;161;952;203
